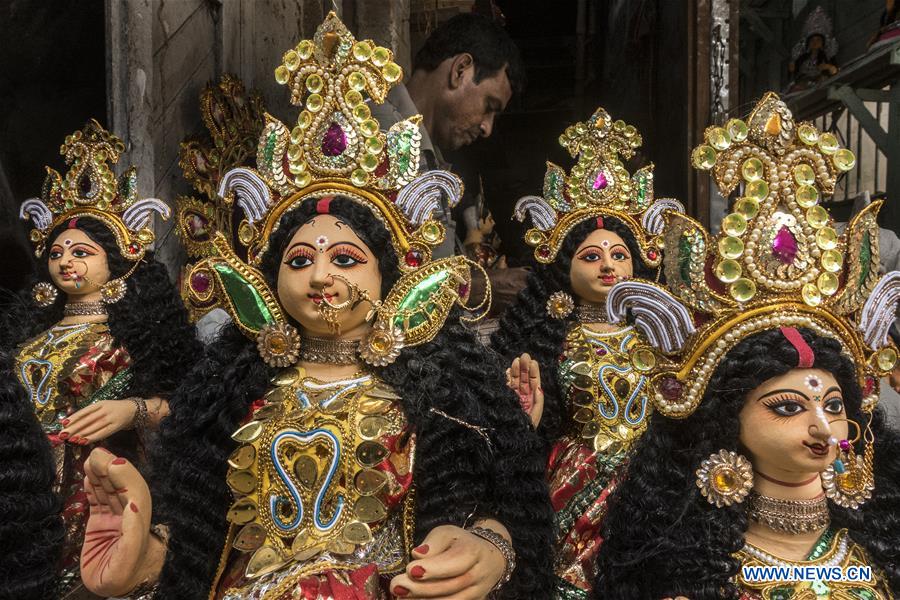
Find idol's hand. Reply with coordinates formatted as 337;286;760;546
59;399;137;444
506;353;544;428
80;449;165;596
389;523;509;599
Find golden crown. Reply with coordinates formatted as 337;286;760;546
19;119;170;260
606;92;900;418
180;13;480;358
210;12;459;269
514;106;683;264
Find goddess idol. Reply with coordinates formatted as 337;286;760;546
595;93;900;598
77;13;553;600
492;107;682;597
2;121;200;599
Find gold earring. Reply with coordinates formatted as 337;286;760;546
257;322;301;368
359;314;405;367
821;416;874;509
100;278;128;304
32;282;58;307
695;449;754;507
546;291;575;319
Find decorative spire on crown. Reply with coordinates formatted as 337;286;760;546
514;106;683;264
604;92;900;420
19;119;170;260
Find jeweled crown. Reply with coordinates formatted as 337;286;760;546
19;119;170;260
606;92;900;418
514;106;682;264
213;12;459;268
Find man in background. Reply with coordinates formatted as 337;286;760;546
371;12;525;258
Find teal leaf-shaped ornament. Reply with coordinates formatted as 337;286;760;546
385;117;421;187
631;165;654;210
542;163;572;212
117;166;139;208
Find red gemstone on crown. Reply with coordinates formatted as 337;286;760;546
190;271;211;294
647;249;658;260
772;226;798;265
321;122;347;156
659;376;684;401
458;283;469;297
864;376;876;396
374;157;390;178
404;250;423;267
538;246;551;259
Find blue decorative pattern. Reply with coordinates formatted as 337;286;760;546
269;428;345;533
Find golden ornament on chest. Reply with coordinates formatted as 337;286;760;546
224;370;410;580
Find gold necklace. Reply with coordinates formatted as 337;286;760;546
298;335;360;364
747;491;830;534
576;302;607;323
63;301;107;317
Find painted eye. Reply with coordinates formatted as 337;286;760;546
72;249;90;258
769;401;805;416
285;255;313;269
580;252;601;262
332;253;360;267
824;398;844;414
49;250;62;260
612;251;628;261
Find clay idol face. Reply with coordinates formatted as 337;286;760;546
739;368;849;482
277;215;382;339
48;228;111;299
569;228;634;304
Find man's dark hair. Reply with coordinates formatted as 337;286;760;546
413;13;526;95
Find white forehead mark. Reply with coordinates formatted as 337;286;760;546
316;235;329;252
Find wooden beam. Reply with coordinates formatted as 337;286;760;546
853;88;893;103
828;85;891;150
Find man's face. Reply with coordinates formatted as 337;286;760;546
435;55;513;150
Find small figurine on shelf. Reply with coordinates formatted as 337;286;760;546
869;0;900;50
788;6;840;92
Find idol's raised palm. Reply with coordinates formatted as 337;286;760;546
80;448;162;596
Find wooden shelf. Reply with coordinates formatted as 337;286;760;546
784;41;900;120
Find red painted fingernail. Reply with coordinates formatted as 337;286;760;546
112;458;127;465
393;586;409;597
129;502;139;513
413;544;429;554
410;565;426;579
62;418;70;426
59;432;69;440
